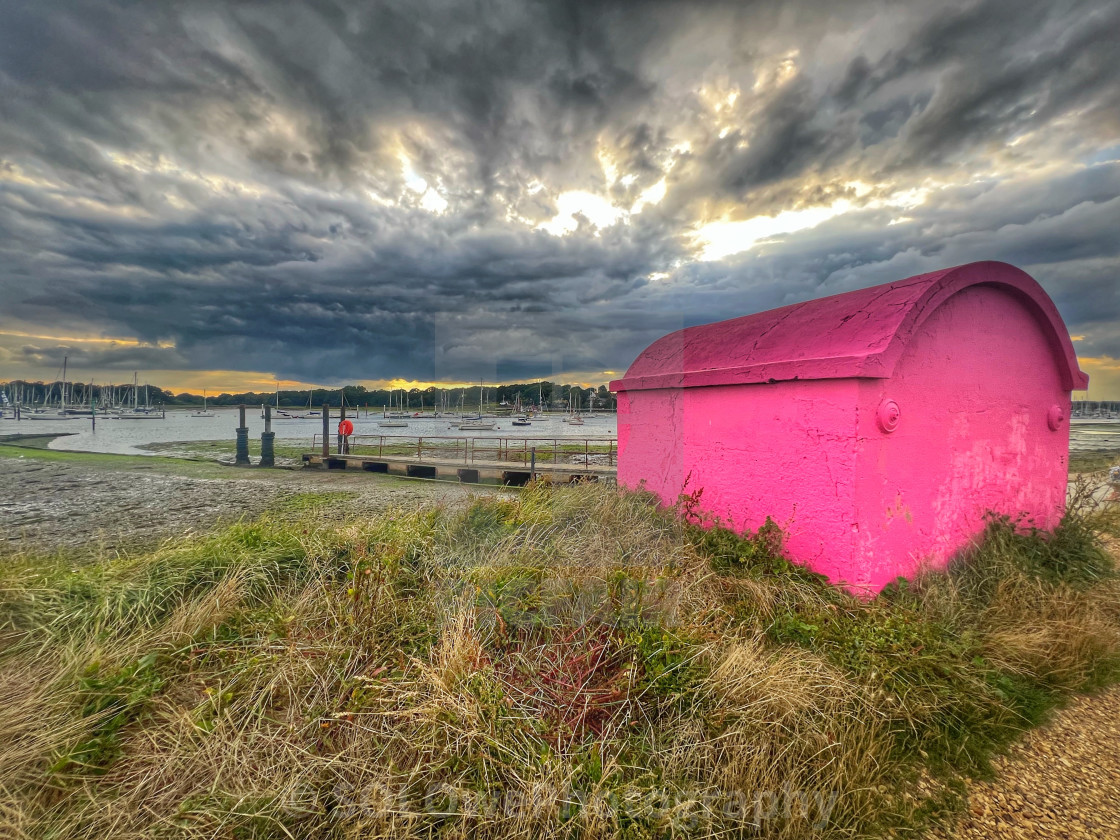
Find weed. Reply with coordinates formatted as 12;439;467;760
52;652;166;775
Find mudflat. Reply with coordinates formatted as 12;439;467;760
0;444;488;554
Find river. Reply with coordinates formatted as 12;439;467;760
0;408;618;455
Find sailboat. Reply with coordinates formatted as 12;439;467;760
114;372;166;419
453;380;499;430
264;381;298;419
511;393;531;425
191;390;215;418
379;388;409;427
564;388;584;425
61;376;98;416
383;387;412;420
33;357;82;420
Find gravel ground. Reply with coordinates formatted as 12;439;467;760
0;457;287;552
930;685;1120;839
0;452;490;554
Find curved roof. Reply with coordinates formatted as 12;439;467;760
610;261;1088;392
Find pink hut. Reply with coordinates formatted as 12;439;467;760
610;261;1088;594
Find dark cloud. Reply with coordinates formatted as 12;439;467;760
0;0;1117;388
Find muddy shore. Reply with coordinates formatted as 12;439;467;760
0;443;491;555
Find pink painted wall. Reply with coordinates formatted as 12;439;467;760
619;380;864;585
612;262;1087;595
849;284;1071;592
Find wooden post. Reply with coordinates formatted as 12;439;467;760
530;447;536;483
338;403;346;454
235;404;250;465
260;405;275;467
321;404;330;458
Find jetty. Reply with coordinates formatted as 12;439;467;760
303;433;616;485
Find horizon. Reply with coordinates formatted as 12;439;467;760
0;374;616;397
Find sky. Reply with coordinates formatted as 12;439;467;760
0;0;1118;396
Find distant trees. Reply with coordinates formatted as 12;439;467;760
0;379;618;409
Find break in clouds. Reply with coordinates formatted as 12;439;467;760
0;0;1118;389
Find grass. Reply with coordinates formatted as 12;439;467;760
0;441;245;478
1069;448;1120;474
0;482;1118;839
0;434;61;450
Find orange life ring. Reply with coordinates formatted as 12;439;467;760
338;419;354;436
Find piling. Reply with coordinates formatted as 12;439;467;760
530;446;536;482
338;403;346;454
235;404;250;465
321;404;330;458
260;404;275;467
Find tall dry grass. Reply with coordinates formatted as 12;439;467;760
0;480;1116;839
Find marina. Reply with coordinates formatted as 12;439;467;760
0;405;618;459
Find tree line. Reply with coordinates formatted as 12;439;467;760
1;380;617;411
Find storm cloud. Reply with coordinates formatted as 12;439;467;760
0;0;1117;391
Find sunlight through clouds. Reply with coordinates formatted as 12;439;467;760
537;191;625;235
631;179;667;213
693;184;935;261
693;202;854;260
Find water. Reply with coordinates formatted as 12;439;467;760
3;410;1111;459
0;408;617;455
1069;421;1120;455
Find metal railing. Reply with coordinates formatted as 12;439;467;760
309;433;617;468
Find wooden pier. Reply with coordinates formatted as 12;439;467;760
303;433;617;485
